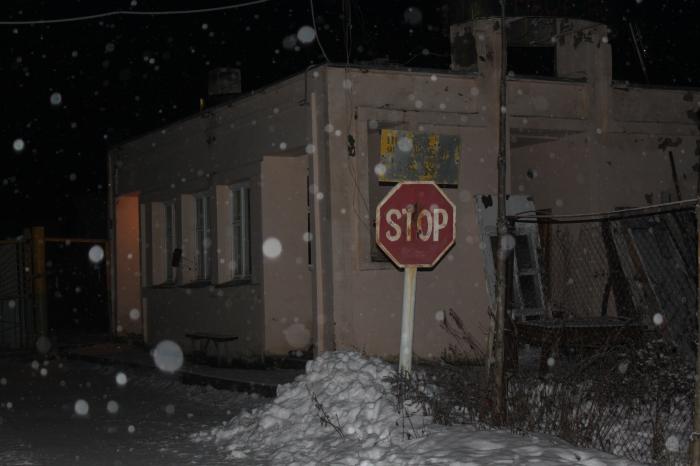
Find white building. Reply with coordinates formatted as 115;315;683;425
108;17;700;362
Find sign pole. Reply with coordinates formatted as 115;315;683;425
375;182;456;376
399;266;417;374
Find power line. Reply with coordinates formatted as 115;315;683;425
511;198;697;224
309;0;330;63
0;0;273;26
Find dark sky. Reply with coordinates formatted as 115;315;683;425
2;0;698;239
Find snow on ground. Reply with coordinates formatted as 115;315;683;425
0;356;265;466
195;351;643;465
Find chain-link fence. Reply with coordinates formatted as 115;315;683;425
505;206;697;465
393;205;697;466
0;239;33;349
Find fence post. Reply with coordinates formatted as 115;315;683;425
31;226;48;341
692;201;700;465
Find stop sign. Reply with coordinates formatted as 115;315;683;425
376;181;456;268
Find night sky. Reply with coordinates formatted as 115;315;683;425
2;0;699;240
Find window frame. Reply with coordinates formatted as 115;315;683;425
367;122;405;263
355;107;468;270
150;200;179;287
231;182;251;280
164;201;177;283
194;193;211;281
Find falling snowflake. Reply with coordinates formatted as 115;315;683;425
49;92;62;106
152;340;184;374
106;400;119;414
374;163;387;177
115;372;128;386
12;138;25;152
296;26;316;44
88;245;105;264
74;399;89;416
262;237;283;259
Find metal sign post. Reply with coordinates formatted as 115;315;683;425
399;266;417;373
376;181;456;374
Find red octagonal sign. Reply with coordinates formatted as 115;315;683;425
376;181;456;268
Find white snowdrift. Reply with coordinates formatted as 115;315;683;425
194;351;641;465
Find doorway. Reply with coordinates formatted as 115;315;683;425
115;194;143;337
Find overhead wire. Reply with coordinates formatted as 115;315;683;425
511;198;697;224
340;0;371;233
0;0;273;25
309;0;331;63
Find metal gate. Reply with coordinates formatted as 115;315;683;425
0;239;33;349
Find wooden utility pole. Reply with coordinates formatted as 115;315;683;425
493;0;508;424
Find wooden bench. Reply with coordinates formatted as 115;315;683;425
185;332;239;366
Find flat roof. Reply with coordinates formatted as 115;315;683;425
109;63;478;152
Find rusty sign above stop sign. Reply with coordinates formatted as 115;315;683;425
375;181;456;268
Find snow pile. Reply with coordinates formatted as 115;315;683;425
194;351;406;464
194;351;642;465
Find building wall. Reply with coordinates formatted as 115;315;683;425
111;75;312;358
511;85;700;213
110;34;700;362
261;155;313;355
508;81;698;322
322;66;500;360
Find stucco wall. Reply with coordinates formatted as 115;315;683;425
323;67;498;360
110;57;699;362
261;155;313;355
111;75;313;358
511;85;700;213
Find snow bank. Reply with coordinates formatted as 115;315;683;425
194;351;642;465
194;351;404;464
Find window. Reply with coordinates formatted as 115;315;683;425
214;183;251;284
150;201;177;285
194;195;211;281
164;202;176;282
231;184;251;279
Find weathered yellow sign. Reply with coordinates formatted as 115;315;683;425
379;129;460;185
